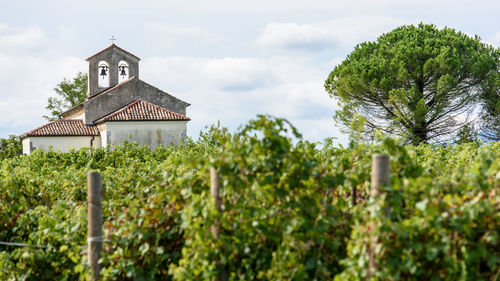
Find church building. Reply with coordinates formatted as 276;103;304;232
20;44;191;154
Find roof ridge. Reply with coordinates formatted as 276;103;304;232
136;99;190;119
86;44;141;61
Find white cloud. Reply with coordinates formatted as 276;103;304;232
257;23;339;51
327;16;411;46
144;23;218;47
202;58;275;91
0;53;85;127
0;23;45;51
0;23;86;136
142;56;275;93
257;16;412;52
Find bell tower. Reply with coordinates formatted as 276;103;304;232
86;44;140;97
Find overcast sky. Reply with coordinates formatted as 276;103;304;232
1;0;499;145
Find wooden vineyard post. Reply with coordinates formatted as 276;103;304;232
371;153;391;218
368;154;390;280
371;154;390;197
210;167;228;281
87;171;103;281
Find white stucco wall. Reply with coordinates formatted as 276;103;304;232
100;127;108;147
103;121;188;148
22;138;30;154
22;136;101;155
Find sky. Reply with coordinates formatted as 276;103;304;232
1;0;500;145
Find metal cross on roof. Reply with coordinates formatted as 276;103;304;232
110;36;117;44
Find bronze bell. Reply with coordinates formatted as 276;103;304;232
100;67;107;78
120;66;127;77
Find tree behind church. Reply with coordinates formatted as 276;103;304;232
44;72;88;121
0;135;22;160
325;23;500;145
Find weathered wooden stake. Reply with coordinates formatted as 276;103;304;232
368;154;390;280
87;171;103;281
371;154;390;196
210;167;228;281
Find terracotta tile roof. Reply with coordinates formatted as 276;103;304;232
96;99;190;123
87;76;136;99
20;119;99;138
86;44;140;61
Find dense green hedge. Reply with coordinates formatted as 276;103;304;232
0;116;499;280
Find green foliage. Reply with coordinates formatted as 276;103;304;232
337;142;500;281
44;72;88;121
325;23;500;145
0;135;22;160
171;116;350;280
1;116;500;280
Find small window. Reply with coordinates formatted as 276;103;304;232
118;61;129;83
98;61;110;87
